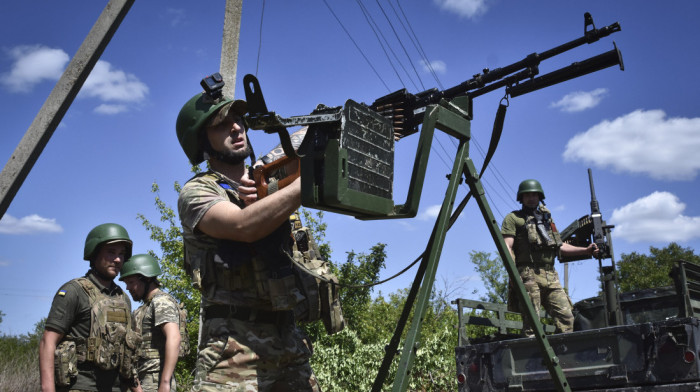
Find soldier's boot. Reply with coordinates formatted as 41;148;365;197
269;274;305;311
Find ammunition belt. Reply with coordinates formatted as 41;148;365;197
203;305;293;325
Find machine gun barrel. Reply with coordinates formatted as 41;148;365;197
508;43;623;98
371;12;622;138
588;168;613;260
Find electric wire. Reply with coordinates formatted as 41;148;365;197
322;0;391;92
390;0;444;90
354;0;406;89
255;0;266;76
373;0;425;91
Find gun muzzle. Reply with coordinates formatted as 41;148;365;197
508;42;624;98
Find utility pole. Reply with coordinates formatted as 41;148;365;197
220;0;243;98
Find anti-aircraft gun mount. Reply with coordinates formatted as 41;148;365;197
243;12;623;392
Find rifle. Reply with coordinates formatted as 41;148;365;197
371;12;623;139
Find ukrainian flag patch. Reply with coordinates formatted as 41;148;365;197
58;290;66;297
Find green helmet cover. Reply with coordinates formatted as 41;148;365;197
175;93;247;165
120;253;162;280
83;223;133;261
516;179;545;202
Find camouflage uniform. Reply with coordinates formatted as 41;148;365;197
132;289;180;392
45;270;135;392
501;207;574;335
178;169;320;392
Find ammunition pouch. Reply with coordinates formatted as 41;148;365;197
291;225;345;334
119;329;142;381
54;340;78;387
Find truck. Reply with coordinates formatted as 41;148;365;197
453;171;700;391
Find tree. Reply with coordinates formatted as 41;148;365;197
137;181;200;386
617;242;700;292
470;250;508;303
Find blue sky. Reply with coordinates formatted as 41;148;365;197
1;1;700;336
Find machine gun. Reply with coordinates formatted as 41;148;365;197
245;12;623;219
371;12;623;139
560;168;622;326
560;168;615;262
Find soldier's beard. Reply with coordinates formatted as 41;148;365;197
208;144;252;165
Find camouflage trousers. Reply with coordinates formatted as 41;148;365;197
192;316;321;392
139;370;177;392
518;265;574;336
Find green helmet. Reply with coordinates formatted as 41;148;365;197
83;223;132;261
516;179;545;202
119;254;162;280
175;92;248;165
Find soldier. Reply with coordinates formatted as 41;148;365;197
120;254;186;392
175;79;320;391
39;223;142;392
501;179;599;336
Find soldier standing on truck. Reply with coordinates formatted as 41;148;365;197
175;76;321;391
502;179;599;336
39;223;142;392
120;254;187;392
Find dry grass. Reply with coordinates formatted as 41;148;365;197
0;335;41;392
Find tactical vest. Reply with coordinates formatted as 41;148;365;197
55;277;141;386
134;291;190;361
513;205;563;266
183;172;295;302
182;171;345;334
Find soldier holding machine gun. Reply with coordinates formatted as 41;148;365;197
175;73;320;391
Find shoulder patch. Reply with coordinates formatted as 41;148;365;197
58;290;67;297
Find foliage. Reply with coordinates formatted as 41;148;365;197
469;251;508;303
0;319;44;392
137;181;199;388
617;242;700;292
311;288;459;392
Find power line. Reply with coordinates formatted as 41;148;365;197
322;0;391;92
255;0;266;76
372;0;425;91
390;0;443;90
355;0;406;89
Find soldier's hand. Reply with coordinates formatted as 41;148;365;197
238;175;258;206
589;243;600;257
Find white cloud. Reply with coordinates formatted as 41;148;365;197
563;109;700;181
418;204;442;221
0;214;63;235
1;45;148;113
420;59;446;74
610;192;700;243
0;45;69;92
433;0;489;19
82;60;149;103
94;103;128;115
550;88;607;113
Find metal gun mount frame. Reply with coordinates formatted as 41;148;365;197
245;73;574;391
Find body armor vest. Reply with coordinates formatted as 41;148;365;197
56;277;141;385
134;291;190;361
513;205;563;266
